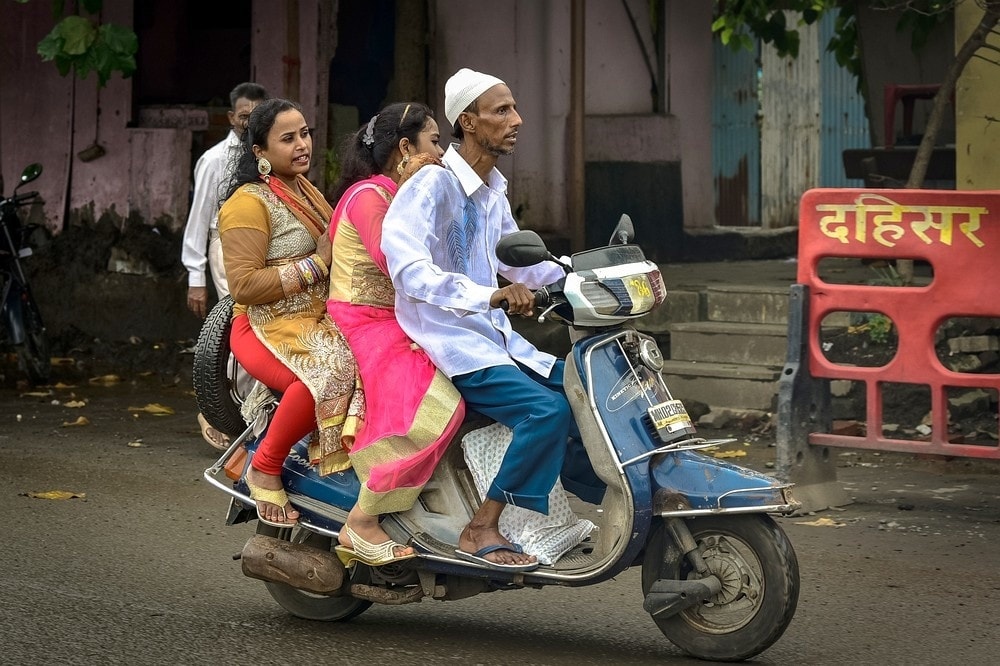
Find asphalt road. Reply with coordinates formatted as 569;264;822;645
1;377;998;665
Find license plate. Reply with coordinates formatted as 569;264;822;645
647;399;693;438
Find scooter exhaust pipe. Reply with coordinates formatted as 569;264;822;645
240;534;346;596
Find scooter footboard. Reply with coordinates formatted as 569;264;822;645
650;450;799;516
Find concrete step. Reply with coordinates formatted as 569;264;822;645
638;289;703;337
706;285;789;325
662;360;781;412
670;321;788;366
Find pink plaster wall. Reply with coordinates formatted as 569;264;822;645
0;0;73;232
431;0;714;234
251;0;326;186
666;1;714;228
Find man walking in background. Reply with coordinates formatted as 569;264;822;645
182;82;267;449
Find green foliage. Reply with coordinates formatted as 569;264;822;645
713;0;954;91
896;1;951;51
712;0;834;58
826;5;861;80
866;313;894;344
27;0;138;87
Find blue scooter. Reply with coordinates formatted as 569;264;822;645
202;215;800;662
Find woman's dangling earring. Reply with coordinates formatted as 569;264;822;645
257;156;272;181
396;154;410;176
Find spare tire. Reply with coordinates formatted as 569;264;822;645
193;296;248;438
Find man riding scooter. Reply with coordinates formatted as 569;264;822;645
382;67;606;570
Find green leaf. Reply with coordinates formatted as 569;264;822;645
37;28;64;61
99;23;138;56
56;15;97;56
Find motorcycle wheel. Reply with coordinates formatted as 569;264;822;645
15;292;51;385
641;514;799;662
192;296;248;438
256;523;373;621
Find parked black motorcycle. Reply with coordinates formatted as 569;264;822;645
1;163;50;384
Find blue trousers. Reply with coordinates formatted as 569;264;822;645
452;360;606;514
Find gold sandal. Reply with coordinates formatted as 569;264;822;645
335;525;416;567
246;477;298;528
197;413;230;451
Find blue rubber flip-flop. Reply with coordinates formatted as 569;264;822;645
454;542;539;571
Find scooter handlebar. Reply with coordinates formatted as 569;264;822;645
498;289;550;312
4;191;39;207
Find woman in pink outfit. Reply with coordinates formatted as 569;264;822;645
327;102;464;565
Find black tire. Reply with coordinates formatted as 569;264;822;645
192;296;247;438
641;514;799;662
256;523;373;621
15;291;50;385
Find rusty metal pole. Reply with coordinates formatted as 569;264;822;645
568;0;585;253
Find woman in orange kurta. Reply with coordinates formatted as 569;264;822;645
327;103;465;565
220;98;363;528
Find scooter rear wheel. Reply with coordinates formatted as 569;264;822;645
256;523;373;621
641;514;799;662
193;296;249;438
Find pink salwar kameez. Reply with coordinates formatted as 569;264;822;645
327;175;465;515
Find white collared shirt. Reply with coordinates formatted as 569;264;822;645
181;130;241;288
381;145;566;378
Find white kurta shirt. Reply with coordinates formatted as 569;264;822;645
382;145;566;379
181;130;241;288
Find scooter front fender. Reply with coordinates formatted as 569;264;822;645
649;449;798;516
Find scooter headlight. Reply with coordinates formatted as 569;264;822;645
578;268;665;317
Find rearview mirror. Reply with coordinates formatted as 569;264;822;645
496;230;551;267
20;163;42;186
608;214;635;245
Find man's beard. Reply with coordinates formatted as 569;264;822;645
480;136;514;157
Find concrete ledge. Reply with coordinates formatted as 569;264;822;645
670;322;788;366
662;360;780;411
707;285;790;325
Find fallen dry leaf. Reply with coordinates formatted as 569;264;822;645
61;416;91;427
127;440;143;448
89;374;122;385
127;403;175;416
711;449;747;459
794;517;845;528
63;400;87;408
20;390;53;398
53;381;77;389
23;490;86;500
51;358;76;367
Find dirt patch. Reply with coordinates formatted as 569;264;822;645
820;317;1000;444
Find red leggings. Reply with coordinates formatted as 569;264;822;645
230;314;316;475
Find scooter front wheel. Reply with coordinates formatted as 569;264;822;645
641;514;799;662
13;290;50;385
256;523;373;621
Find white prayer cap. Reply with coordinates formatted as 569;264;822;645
444;68;505;126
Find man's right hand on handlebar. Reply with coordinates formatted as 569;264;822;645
491;283;534;317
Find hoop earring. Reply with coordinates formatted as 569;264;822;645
257;156;272;178
396;154;410;176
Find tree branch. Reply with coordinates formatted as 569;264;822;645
906;7;1000;189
